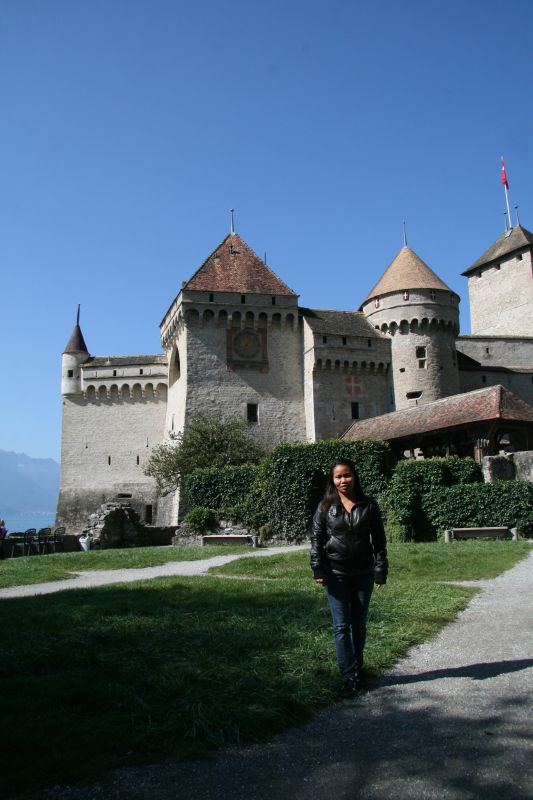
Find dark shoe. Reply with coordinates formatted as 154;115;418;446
340;676;357;698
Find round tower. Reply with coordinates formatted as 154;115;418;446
361;246;460;410
62;306;90;395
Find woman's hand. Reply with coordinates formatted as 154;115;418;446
314;577;327;586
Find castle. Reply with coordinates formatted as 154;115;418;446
57;223;533;531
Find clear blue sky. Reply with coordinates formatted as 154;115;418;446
1;0;532;460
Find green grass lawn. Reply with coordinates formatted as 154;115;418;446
0;545;249;589
0;541;529;797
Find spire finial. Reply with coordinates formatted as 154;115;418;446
514;203;521;226
77;304;81;326
402;219;408;248
230;208;235;236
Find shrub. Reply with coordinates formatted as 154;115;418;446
183;508;218;534
386;457;482;541
424;481;533;536
265;439;391;541
184;465;258;511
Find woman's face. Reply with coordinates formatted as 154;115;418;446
332;465;355;497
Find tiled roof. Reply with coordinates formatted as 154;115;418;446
300;308;385;339
84;355;167;367
343;385;533;442
363;246;453;303
463;225;533;275
183;233;297;296
63;324;89;355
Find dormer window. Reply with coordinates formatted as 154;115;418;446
403;290;409;301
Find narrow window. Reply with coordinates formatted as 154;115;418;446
403;290;409;301
136;455;140;465
271;297;276;305
209;293;214;302
108;455;111;465
374;298;380;308
342;336;347;345
113;370;117;377
67;369;74;378
351;402;359;420
145;505;153;524
322;335;327;344
481;375;486;384
416;346;426;359
450;294;455;304
140;369;144;375
241;295;246;304
517;253;523;261
485;347;490;354
247;403;258;424
418;359;426;369
430;289;436;300
367;339;372;347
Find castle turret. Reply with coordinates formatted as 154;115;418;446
462;224;533;336
61;307;90;395
361;246;460;410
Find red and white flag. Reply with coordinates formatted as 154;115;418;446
501;157;509;189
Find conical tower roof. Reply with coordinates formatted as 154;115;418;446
462;224;533;275
363;246;453;304
183;233;297;296
63;308;89;355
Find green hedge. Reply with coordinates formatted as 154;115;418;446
184;464;259;511
264;439;391;541
386;457;482;541
424;481;533;536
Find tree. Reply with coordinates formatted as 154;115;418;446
144;413;264;495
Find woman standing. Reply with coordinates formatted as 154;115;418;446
310;458;388;698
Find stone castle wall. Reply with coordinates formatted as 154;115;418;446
468;249;533;336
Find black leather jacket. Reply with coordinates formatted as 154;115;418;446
310;497;388;583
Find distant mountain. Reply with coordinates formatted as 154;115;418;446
0;450;59;514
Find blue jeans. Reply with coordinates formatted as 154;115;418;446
324;571;374;679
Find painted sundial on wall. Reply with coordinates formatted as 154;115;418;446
233;330;261;359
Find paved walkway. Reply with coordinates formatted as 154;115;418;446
38;546;533;800
0;545;308;599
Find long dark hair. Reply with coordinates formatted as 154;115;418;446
320;458;365;511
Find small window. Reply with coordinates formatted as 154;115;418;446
136;455;140;465
399;367;405;373
374;298;380;308
241;295;246;304
416;346;426;358
406;391;422;399
351;402;359;420
322;336;327;344
495;264;500;270
209;293;214;302
145;505;153;525
517;253;523;261
481;375;486;384
271;297;276;305
418;360;426;369
108;455;111;465
430;290;436;300
367;339;372;347
403;290;409;301
140;369;144;375
342;336;347;346
67;369;74;378
485;347;490;355
247;403;258;424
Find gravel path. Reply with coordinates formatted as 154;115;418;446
36;546;533;800
0;545;308;599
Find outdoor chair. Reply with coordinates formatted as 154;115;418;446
37;527;52;555
11;529;38;557
48;527;66;554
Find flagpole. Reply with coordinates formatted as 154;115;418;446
501;157;512;231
